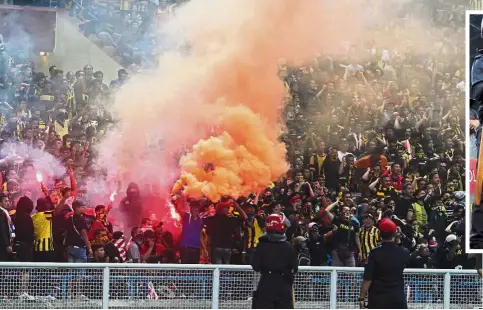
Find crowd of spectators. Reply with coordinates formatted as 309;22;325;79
0;0;476;304
172;1;471;271
72;0;184;68
0;0;474;285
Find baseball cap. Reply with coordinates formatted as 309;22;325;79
216;200;232;210
454;191;465;203
445;234;457;243
363;213;374;220
290;195;302;205
308;222;318;230
378;218;397;233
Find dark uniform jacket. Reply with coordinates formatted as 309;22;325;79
251;232;298;309
364;242;410;309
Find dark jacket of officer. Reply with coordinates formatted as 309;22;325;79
471;205;483;249
364;242;410;309
251;232;298;309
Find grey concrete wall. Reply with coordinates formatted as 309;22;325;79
34;12;122;83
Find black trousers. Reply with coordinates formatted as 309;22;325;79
253;275;294;309
252;291;294;309
180;246;200;264
33;251;55;262
471;206;483;249
368;299;407;309
0;247;10;261
14;241;33;262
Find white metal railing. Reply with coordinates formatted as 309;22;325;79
0;262;479;309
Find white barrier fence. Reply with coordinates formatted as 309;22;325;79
0;262;479;309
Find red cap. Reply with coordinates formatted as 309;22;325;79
216;200;232;210
378;218;397;233
290;195;302;205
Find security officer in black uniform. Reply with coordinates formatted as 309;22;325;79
358;218;410;309
251;213;298;309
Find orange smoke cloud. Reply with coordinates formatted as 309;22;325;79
99;0;363;206
178;105;288;201
168;0;361;201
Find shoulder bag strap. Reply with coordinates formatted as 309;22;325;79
71;215;81;237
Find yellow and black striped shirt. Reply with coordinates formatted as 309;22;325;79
376;185;397;199
32;211;53;252
247;218;264;249
359;226;380;261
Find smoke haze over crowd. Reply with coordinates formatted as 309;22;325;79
97;0;459;208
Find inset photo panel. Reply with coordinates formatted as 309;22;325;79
468;11;483;265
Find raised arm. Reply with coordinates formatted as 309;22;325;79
233;200;247;220
68;168;77;199
324;200;339;222
368;178;379;191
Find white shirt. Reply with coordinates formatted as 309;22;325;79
456;81;465;92
338;151;354;162
352;133;363;150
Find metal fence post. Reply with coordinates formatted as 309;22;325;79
102;266;110;309
443;272;450;309
330;269;337;309
212;267;221;309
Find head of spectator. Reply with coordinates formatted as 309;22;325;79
73;199;87;215
48;65;57;79
362;213;375;229
84;65;94;78
48;189;61;206
16;196;33;215
154;222;163;235
131;226;143;243
77;181;88;200
112;231;124;240
126;182;141;200
0;194;12;212
142;229;155;247
290;194;302;210
95;205;108;224
118;69;129;82
66;71;75;84
53;69;64;84
6;179;19;194
216;199;232;216
380;175;391;189
294;235;308;252
445;234;461;250
429;172;441;187
75;70;85;79
402;183;414;199
341;191;354;207
383;197;396;216
35;199;52;216
93;229;110;245
141;217;152;228
91;244;107;262
93;71;104;83
418;244;430;258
